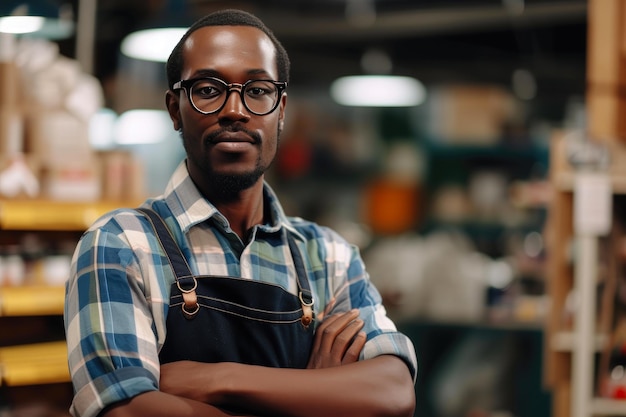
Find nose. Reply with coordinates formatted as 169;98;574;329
218;87;250;122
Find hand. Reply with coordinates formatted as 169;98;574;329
307;309;367;369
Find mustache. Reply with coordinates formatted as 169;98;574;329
204;125;262;144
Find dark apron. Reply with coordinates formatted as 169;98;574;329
137;208;315;369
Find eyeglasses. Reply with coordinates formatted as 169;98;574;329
172;77;288;116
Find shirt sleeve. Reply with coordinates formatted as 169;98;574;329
323;230;418;382
64;213;163;417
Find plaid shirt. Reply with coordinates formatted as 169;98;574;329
64;161;417;417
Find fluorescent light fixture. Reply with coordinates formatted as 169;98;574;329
330;75;426;107
0;2;74;39
114;109;173;145
0;15;44;34
121;27;187;62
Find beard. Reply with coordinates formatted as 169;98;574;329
179;122;281;199
209;167;265;199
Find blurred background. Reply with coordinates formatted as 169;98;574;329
0;1;593;416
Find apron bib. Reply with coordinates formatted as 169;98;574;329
137;208;315;369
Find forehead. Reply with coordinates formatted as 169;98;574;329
181;25;278;80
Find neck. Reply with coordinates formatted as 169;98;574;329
210;181;265;241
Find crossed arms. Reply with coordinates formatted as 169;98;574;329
99;310;416;417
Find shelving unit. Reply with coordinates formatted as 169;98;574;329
0;286;65;316
419;137;549;259
0;341;69;387
0;199;136;412
398;318;551;417
544;132;626;417
0;199;134;231
544;1;626;416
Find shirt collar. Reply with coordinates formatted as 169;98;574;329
162;160;299;237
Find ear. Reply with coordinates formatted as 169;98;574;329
165;89;182;131
278;93;287;132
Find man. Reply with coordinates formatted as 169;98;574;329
64;9;417;417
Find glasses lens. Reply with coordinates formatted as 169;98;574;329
190;79;227;113
243;81;279;115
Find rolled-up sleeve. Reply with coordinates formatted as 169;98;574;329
319;228;418;382
64;215;163;417
351;264;418;382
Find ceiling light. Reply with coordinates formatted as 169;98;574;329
120;28;187;62
0;1;74;39
0;15;43;34
114;109;173;145
330;75;426;107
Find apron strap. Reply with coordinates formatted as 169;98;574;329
136;207;199;319
286;234;315;327
137;207;314;326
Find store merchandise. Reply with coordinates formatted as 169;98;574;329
0;35;144;202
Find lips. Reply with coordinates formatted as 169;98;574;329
209;130;256;144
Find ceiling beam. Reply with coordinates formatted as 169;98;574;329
257;1;587;41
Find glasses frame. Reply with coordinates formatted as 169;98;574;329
172;77;288;116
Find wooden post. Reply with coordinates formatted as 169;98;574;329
586;0;626;142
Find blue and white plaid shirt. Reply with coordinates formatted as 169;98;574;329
64;161;417;417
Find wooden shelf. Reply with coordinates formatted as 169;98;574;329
591;398;626;415
550;331;609;352
0;340;69;386
0;286;65;316
0;199;131;400
554;172;626;194
546;132;626;417
0;199;138;231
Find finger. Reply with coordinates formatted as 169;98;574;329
317;310;361;354
318;309;360;331
308;320;362;369
309;310;354;357
307;309;358;369
342;331;367;365
329;318;364;360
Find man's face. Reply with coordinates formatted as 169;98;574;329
166;25;286;197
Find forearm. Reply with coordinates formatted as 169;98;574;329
221;355;415;417
159;310;415;417
99;390;257;417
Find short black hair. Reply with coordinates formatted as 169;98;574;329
165;9;290;89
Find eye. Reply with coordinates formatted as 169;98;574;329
245;81;276;99
192;80;225;99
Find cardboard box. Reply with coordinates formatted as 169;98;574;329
427;85;516;145
124;157;146;202
24;110;92;165
99;151;127;201
40;157;101;202
0;109;23;155
0;61;19;109
99;150;145;202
